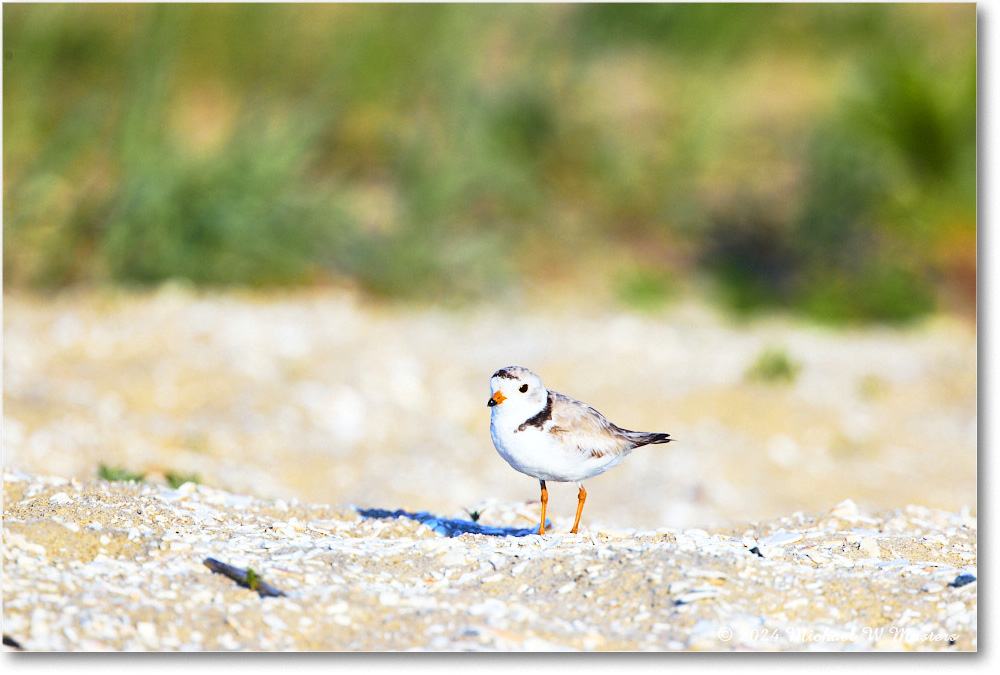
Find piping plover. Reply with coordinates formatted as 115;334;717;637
487;366;672;535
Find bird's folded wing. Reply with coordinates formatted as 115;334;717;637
546;392;635;459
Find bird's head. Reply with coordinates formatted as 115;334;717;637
487;366;547;417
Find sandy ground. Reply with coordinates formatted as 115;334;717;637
2;288;977;532
2;470;977;651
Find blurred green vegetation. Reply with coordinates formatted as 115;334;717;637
3;4;976;322
97;463;145;484
616;267;678;313
165;471;201;489
97;463;200;488
746;346;801;385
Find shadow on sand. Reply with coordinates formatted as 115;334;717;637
356;507;549;538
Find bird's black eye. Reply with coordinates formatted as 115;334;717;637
519;384;529;393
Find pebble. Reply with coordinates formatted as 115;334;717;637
760;531;804;546
261;615;288;631
136;622;159;649
674;588;720;604
803;549;832;564
858;538;881;559
829;499;860;520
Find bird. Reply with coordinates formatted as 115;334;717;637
487;366;672;535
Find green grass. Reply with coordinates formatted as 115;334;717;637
97;464;201;487
3;3;975;321
165;472;201;489
97;464;145;483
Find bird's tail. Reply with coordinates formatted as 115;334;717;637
624;431;673;447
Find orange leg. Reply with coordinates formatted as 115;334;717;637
570;484;587;534
538;480;548;535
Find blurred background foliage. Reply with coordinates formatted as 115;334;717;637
3;3;976;322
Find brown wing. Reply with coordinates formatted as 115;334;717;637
543;392;639;459
544;391;673;458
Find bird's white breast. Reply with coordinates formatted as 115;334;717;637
490;411;627;483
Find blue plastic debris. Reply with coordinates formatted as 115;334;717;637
948;573;976;588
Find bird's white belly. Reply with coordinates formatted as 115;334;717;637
491;421;626;483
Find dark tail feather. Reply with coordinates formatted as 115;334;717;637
625;431;673;447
